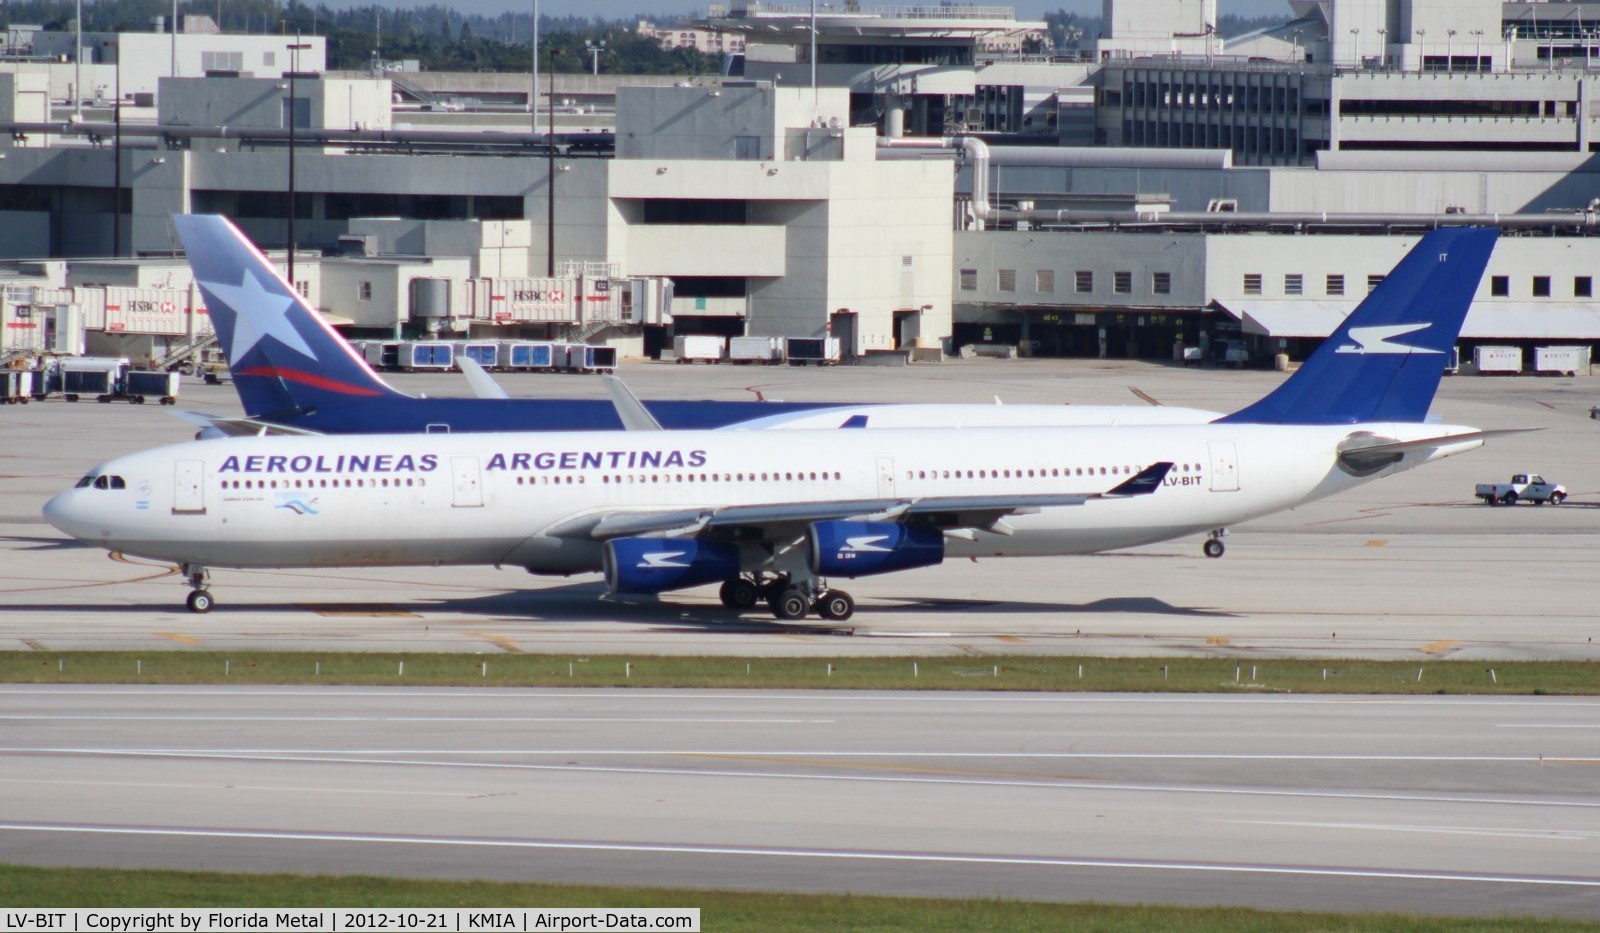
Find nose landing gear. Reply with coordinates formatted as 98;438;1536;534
182;563;213;613
1203;529;1228;559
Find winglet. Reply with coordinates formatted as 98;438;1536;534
1105;462;1174;497
601;374;665;431
457;356;511;400
1219;227;1498;425
171;213;403;419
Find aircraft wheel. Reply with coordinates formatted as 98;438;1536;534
719;578;759;610
816;590;854;621
769;587;811;621
1203;538;1225;559
186;590;214;614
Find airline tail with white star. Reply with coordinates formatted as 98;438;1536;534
173;214;403;420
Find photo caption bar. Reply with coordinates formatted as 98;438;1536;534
2;910;699;933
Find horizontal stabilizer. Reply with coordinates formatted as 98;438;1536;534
457;356;510;400
167;409;324;437
602;375;665;432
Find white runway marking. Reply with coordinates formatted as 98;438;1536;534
4;687;1599;710
0;778;476;797
3;822;1597;889
7;751;1598;810
1223;820;1600;841
7;747;1598;763
0;716;833;724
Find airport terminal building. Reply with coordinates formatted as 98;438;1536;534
2;0;1600;370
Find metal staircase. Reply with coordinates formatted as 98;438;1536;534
151;333;220;374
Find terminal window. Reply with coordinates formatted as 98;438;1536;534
1243;274;1262;295
359;282;372;301
1075;271;1093;293
1533;276;1551;298
1577;276;1593;298
1152;272;1171;295
1113;271;1132;294
1491;275;1509;297
1284;274;1303;296
997;269;1017;292
1326;274;1344;296
959;269;978;291
1367;274;1384;293
1036;270;1055;293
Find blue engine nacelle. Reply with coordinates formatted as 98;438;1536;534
604;537;742;594
807;521;944;578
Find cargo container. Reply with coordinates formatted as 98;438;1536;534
359;341;400;371
399;341;455;371
559;344;617;373
125;370;181;405
458;341;502;371
60;356;130;402
729;335;783;364
785;336;841;366
1533;345;1589;376
503;341;555;371
1472;346;1522;375
1;370;32;404
673;334;725;364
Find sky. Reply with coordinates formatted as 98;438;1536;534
316;0;1292;23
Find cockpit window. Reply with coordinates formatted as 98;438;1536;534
88;475;126;491
93;476;109;490
109;476;126;490
75;475;94;488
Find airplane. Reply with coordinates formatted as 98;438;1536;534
46;227;1499;622
171;214;1222;437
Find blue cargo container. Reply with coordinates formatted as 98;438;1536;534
459;342;501;371
504;342;554;371
400;341;455;371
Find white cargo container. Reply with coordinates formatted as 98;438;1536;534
1534;346;1589;376
728;336;782;364
673;334;725;364
1473;346;1522;375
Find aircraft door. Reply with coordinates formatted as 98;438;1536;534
173;460;206;514
1207;442;1239;492
451;456;484;508
876;457;896;497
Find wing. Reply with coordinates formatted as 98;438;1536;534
168;409;325;437
544;462;1175;542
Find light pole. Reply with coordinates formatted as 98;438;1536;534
585;39;605;75
546;55;555;277
1447;28;1457;71
537;0;544;133
1472;29;1484;71
112;39;122;257
285;33;311;291
73;0;82;119
1415;29;1425;71
1348;27;1359;67
1376;28;1386;67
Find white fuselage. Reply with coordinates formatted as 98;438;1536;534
44;421;1481;578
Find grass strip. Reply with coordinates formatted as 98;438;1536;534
2;651;1597;694
2;864;1595;932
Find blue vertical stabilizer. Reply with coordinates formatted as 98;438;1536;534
1219;227;1498;425
173;214;404;418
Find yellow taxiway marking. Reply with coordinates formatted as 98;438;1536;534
297;604;421;618
154;632;202;645
470;633;526;655
1365;539;1388;547
993;635;1026;645
1206;635;1231;647
1420;639;1461;655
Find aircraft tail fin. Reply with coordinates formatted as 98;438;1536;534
172;213;403;418
1219;227;1498;425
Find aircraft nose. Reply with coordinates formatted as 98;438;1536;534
42;489;91;541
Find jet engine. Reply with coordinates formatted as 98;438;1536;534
603;537;742;594
807;521;944;578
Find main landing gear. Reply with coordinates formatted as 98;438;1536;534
1203;529;1228;559
720;574;855;622
182;563;214;613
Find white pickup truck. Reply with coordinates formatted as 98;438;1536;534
1475;473;1567;506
